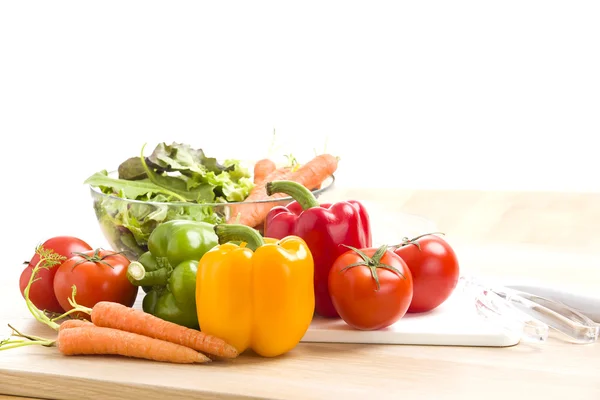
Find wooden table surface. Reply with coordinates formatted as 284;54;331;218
1;187;599;400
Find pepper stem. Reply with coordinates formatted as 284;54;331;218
265;180;320;210
127;261;170;287
214;224;265;251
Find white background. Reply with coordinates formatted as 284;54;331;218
1;1;599;261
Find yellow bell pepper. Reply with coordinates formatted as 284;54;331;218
195;223;315;357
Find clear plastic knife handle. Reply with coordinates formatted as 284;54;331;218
493;288;600;344
474;287;549;342
458;276;549;342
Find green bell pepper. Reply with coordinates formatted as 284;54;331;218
127;219;219;329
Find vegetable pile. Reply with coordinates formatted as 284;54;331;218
3;142;462;366
85;142;338;261
264;180;460;330
264;180;372;318
7;246;236;363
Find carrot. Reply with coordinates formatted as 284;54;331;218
228;153;338;227
0;324;210;364
67;298;239;359
289;153;338;190
245;165;294;202
57;325;211;364
227;165;294;225
253;158;276;184
59;319;94;330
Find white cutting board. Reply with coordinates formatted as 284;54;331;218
300;290;521;347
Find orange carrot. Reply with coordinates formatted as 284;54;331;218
253;158;276;184
59;319;94;330
0;324;210;364
60;316;219;360
57;325;211;364
229;154;338;227
289;153;338;190
227;166;294;225
69;300;239;359
245;165;293;202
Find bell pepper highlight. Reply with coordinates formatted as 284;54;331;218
127;220;219;329
264;180;372;318
196;223;315;357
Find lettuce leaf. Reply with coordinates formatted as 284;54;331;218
84;171;183;200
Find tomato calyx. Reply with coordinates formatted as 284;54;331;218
70;248;126;270
392;232;446;251
339;244;406;291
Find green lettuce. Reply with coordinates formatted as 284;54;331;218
85;142;254;260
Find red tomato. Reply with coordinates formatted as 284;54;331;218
328;245;413;330
19;236;93;313
53;249;138;317
393;234;460;313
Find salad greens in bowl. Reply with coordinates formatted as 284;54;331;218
85;142;335;260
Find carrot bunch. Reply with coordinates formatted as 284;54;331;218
3;319;210;364
1;246;239;364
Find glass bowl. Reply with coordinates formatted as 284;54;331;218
89;173;335;261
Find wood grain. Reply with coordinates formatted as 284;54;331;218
1;187;599;400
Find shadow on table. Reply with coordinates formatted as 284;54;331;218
208;342;373;368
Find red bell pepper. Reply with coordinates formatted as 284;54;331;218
264;180;372;318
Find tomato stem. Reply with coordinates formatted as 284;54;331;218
339;244;406;291
391;232;446;250
70;248;126;270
